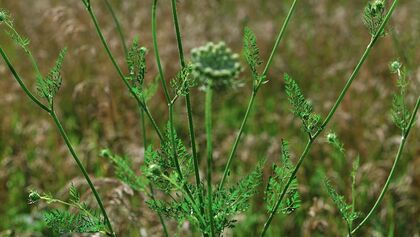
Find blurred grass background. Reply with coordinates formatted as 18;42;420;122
0;0;419;236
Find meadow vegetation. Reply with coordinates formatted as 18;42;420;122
0;0;419;236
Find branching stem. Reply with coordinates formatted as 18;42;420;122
169;0;204;224
219;0;298;190
82;1;163;141
260;1;400;235
351;96;420;235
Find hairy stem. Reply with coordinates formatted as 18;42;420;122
218;0;298;190
351;96;420;234
260;1;400;235
205;86;216;237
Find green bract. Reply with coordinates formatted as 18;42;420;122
191;42;242;90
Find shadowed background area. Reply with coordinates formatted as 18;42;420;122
0;0;419;236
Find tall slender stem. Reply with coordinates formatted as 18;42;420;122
205;86;216;237
351;97;420;234
1;35;116;237
82;1;163;141
260;1;400;235
319;0;399;130
169;0;203;219
103;0;128;56
4;22;42;78
0;47;50;113
103;1;169;232
262;0;298;76
219;0;299;190
152;0;171;104
219;92;257;189
50;108;115;236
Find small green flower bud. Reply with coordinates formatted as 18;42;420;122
28;191;41;204
389;60;402;73
0;10;8;22
327;132;337;143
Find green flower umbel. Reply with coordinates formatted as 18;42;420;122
191;42;242;90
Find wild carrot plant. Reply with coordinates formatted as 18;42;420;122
1;0;419;236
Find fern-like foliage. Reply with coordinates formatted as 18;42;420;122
265;140;301;215
327;132;345;154
125;38;158;102
324;179;360;227
44;209;105;234
363;0;386;37
147;185;203;230
284;74;321;136
127;38;146;86
170;63;196;96
0;11;31;48
29;186;107;235
211;160;265;235
143;123;193;192
101;149;147;192
390;61;410;132
243;27;265;86
36;48;67;103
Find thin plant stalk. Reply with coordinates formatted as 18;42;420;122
103;1;169;233
218;0;298;190
260;1;400;235
0;48;50;113
103;0;128;56
169;0;204;218
3;21;42;78
82;1;163;141
0;47;116;236
152;0;171;103
351;96;420;235
205;85;216;237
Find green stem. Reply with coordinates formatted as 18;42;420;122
260;139;313;237
152;0;171;103
351;97;420;235
219;92;257;189
169;0;203;220
141;107;169;237
260;1;400;235
0;47;50;113
103;0;128;56
205;86;216;237
319;0;399;130
1;41;115;237
83;1;163;141
218;0;298;190
50;108;115;236
262;0;298;76
103;1;169;232
5;22;42;79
